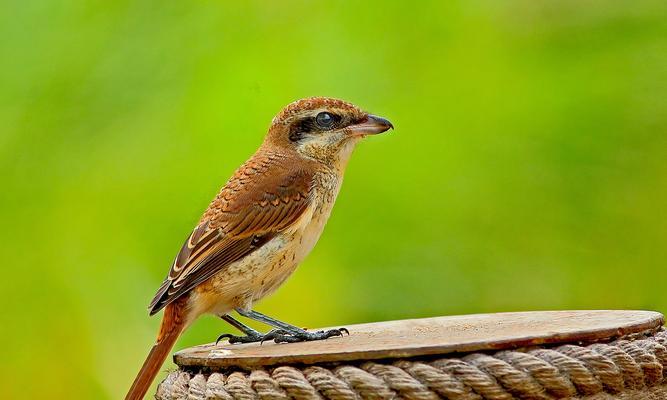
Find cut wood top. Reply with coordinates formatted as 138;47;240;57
174;310;663;368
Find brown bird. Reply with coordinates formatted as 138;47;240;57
125;97;393;400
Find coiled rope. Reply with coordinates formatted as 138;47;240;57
156;329;667;399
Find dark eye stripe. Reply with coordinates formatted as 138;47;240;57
288;112;342;142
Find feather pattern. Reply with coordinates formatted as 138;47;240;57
148;150;315;315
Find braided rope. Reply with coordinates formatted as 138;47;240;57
156;329;667;400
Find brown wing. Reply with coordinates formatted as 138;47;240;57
148;152;314;315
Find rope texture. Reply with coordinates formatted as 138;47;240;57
156;329;667;400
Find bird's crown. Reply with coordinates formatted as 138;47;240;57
271;97;362;126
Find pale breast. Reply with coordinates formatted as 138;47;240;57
290;175;340;263
249;171;342;301
191;169;343;316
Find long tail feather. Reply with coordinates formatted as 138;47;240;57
125;304;185;400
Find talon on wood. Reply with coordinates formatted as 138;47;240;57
216;332;265;345
215;334;233;345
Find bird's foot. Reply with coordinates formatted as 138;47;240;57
216;328;349;345
216;332;264;344
261;327;349;344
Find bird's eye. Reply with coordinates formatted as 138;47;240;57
315;112;335;129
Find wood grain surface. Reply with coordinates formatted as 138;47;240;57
174;310;663;368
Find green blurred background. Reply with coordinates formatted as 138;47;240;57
1;0;666;398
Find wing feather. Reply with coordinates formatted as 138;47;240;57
148;153;314;315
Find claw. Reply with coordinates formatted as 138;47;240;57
216;334;234;345
321;329;343;338
216;333;264;344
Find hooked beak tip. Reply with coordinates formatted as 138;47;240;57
349;114;394;136
370;115;394;131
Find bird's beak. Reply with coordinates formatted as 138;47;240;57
348;114;394;137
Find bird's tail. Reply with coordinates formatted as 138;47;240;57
125;303;185;400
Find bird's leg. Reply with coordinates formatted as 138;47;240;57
216;314;264;344
235;309;349;343
236;309;305;334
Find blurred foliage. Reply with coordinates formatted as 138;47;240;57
1;0;666;398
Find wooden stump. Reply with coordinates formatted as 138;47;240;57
157;310;667;399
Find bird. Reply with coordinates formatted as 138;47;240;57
125;97;393;400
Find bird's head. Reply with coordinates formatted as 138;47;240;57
264;97;393;166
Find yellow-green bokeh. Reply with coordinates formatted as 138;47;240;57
1;1;666;398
